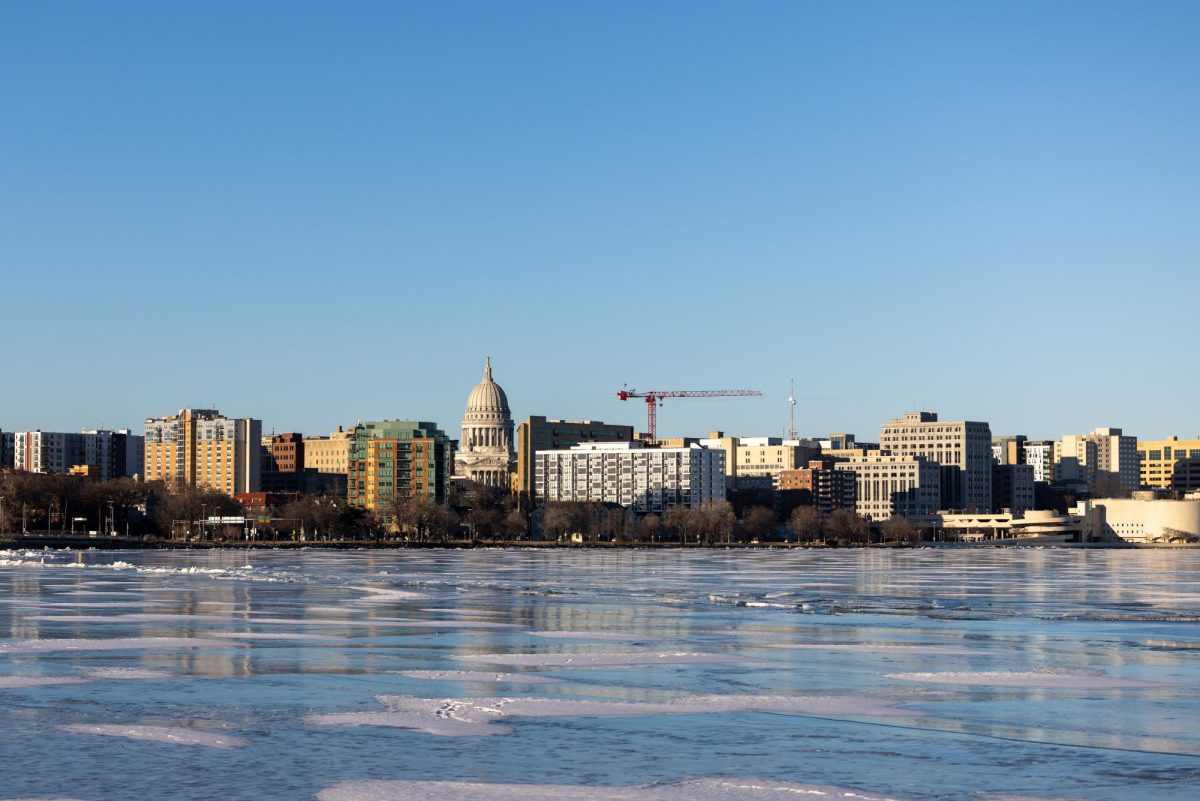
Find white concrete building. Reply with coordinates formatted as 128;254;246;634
1087;498;1200;544
534;442;725;512
879;412;992;511
12;429;141;482
833;452;941;521
1023;440;1055;484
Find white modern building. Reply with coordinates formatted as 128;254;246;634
879;411;992;511
1023;440;1055;484
534;442;725;512
833;452;941;521
12;429;142;482
1087;498;1200;544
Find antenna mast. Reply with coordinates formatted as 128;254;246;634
787;378;797;440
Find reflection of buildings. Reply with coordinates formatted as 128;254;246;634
1138;437;1200;492
534;442;725;512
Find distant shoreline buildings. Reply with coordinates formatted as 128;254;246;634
3;358;1200;545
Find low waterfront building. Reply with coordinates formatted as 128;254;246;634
833;452;941;521
144;409;261;495
348;420;454;511
1087;497;1200;544
515;416;634;495
534;441;725;513
1138;436;1200;492
912;509;1090;544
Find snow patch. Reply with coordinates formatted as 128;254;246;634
316;778;907;800
0;637;232;654
309;693;910;736
886;668;1160;689
454;652;748;668
0;676;89;688
398;671;563;684
59;724;248;748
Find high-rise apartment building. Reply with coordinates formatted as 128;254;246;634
143;409;261;496
347;421;454;512
993;463;1035;514
534;442;725;513
1056;428;1138;493
778;460;857;515
515;416;634;495
1;431;15;470
12;429;142;482
1023;440;1055;484
1138;437;1200;492
833;452;941;520
879;412;992;512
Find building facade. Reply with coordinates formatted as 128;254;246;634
879;412;992;512
1138;436;1200;492
348;420;454;512
303;428;353;475
515;416;634;495
778;460;857;515
833;452;941;521
1023;440;1056;484
12;429;143;482
143;409;261;495
0;431;12;470
1056;428;1138;493
534;442;725;513
456;358;515;489
1088;497;1200;544
992;463;1036;515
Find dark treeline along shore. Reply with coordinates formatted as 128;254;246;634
0;471;935;550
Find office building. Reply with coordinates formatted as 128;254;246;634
534;441;725;513
143;409;261;495
833;452;941;521
1056;428;1138;493
1138;437;1200;492
879;412;992;511
303;427;353;474
348;420;454;512
0;431;12;469
992;463;1035;515
516;416;634;495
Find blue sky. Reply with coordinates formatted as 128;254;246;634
3;1;1198;442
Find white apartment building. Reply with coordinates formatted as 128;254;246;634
1023;440;1055;484
12;429;142;482
833;452;941;521
534;442;725;512
879;412;992;512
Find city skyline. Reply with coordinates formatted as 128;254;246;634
4;2;1199;439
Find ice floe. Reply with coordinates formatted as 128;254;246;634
82;668;174;680
0;676;89;688
316;778;907;800
886;668;1160;688
0;637;232;654
453;652;749;668
58;724;248;748
308;693;911;736
397;670;563;684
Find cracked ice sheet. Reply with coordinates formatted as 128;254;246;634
308;693;912;736
316;778;908;800
453;652;751;668
887;668;1160;689
58;724;248;748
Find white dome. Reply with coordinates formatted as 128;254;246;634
457;357;515;489
466;357;511;415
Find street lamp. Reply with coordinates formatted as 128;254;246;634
201;503;207;541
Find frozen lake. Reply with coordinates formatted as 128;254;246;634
2;547;1200;800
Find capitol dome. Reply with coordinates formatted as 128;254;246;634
456;357;515;489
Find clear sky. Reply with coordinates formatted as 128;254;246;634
3;1;1198;442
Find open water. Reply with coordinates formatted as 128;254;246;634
2;547;1199;801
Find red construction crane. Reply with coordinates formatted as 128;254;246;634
616;386;763;440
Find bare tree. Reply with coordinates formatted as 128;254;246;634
881;515;921;546
826;508;868;546
789;505;823;544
